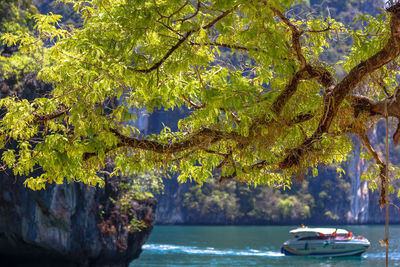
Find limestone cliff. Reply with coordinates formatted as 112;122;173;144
0;174;156;267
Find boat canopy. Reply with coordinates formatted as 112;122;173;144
290;227;349;237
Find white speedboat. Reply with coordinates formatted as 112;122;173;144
281;227;370;257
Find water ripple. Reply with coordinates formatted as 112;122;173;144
142;244;284;257
365;252;400;260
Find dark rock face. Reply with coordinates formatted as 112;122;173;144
155;178;191;225
0;174;156;267
0;70;52;99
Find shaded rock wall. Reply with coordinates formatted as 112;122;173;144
0;174;156;267
155;178;191;225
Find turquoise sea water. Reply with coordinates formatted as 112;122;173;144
131;225;400;266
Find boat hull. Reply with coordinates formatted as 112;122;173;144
281;240;370;257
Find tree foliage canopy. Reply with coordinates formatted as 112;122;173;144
1;0;400;202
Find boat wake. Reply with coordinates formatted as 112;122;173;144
142;244;284;257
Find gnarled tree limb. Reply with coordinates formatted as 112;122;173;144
280;4;400;169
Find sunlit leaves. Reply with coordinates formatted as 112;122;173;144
339;14;390;72
0;0;396;193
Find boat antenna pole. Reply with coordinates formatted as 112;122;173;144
385;100;390;267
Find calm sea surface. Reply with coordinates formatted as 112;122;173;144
131;225;400;266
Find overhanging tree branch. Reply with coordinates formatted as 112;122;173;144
280;4;400;169
33;107;70;122
110;128;244;154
